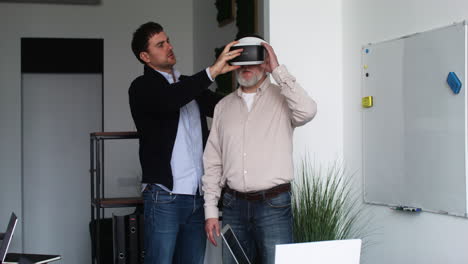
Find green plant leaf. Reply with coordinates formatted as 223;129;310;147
292;157;370;244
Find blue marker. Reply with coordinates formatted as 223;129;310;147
402;207;421;212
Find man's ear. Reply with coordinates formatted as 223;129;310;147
139;51;150;63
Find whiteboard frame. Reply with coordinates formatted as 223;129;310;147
361;21;468;218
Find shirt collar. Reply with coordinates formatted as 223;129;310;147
155;68;181;84
236;75;271;97
143;65;181;84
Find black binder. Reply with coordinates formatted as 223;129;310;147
113;215;127;264
126;215;139;264
89;218;113;263
113;214;144;264
138;215;145;263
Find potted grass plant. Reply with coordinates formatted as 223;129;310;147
292;157;368;243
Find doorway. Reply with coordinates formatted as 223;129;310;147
21;38;103;264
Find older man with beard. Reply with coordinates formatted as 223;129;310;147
202;37;317;264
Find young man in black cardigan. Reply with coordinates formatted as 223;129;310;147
128;22;241;264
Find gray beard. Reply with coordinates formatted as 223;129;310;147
236;71;264;88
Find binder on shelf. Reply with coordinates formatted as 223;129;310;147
127;215;139;264
113;215;127;264
89;218;113;263
112;214;145;264
138;215;145;263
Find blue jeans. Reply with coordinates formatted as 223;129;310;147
143;185;206;264
222;191;293;264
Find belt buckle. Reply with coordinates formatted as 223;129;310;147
245;191;262;200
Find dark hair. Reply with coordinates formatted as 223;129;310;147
131;22;164;64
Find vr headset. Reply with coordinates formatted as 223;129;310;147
229;37;267;66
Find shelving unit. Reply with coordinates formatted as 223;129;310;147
90;131;142;264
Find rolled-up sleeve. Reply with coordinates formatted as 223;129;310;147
272;65;317;127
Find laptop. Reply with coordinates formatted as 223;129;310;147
275;239;362;264
0;212;18;263
220;224;251;264
0;212;61;264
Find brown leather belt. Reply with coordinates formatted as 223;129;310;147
225;183;291;201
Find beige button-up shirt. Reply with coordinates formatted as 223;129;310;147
202;65;317;219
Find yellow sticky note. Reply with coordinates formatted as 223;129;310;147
362;96;373;108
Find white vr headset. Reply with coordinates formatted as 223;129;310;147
229;37;267;66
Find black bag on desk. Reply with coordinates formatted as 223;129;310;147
113;214;144;264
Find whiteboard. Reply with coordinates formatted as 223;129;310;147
362;22;468;217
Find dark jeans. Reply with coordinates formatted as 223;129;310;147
222;191;293;264
143;185;206;264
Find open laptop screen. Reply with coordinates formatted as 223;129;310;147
275;239;362;264
0;212;18;262
221;224;251;264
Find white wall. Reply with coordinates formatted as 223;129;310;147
343;1;468;263
271;0;468;263
270;0;468;263
22;73;102;263
269;0;343;163
0;0;194;254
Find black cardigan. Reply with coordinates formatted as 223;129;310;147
128;65;222;190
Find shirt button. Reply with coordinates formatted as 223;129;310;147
243;153;247;156
244;170;247;174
